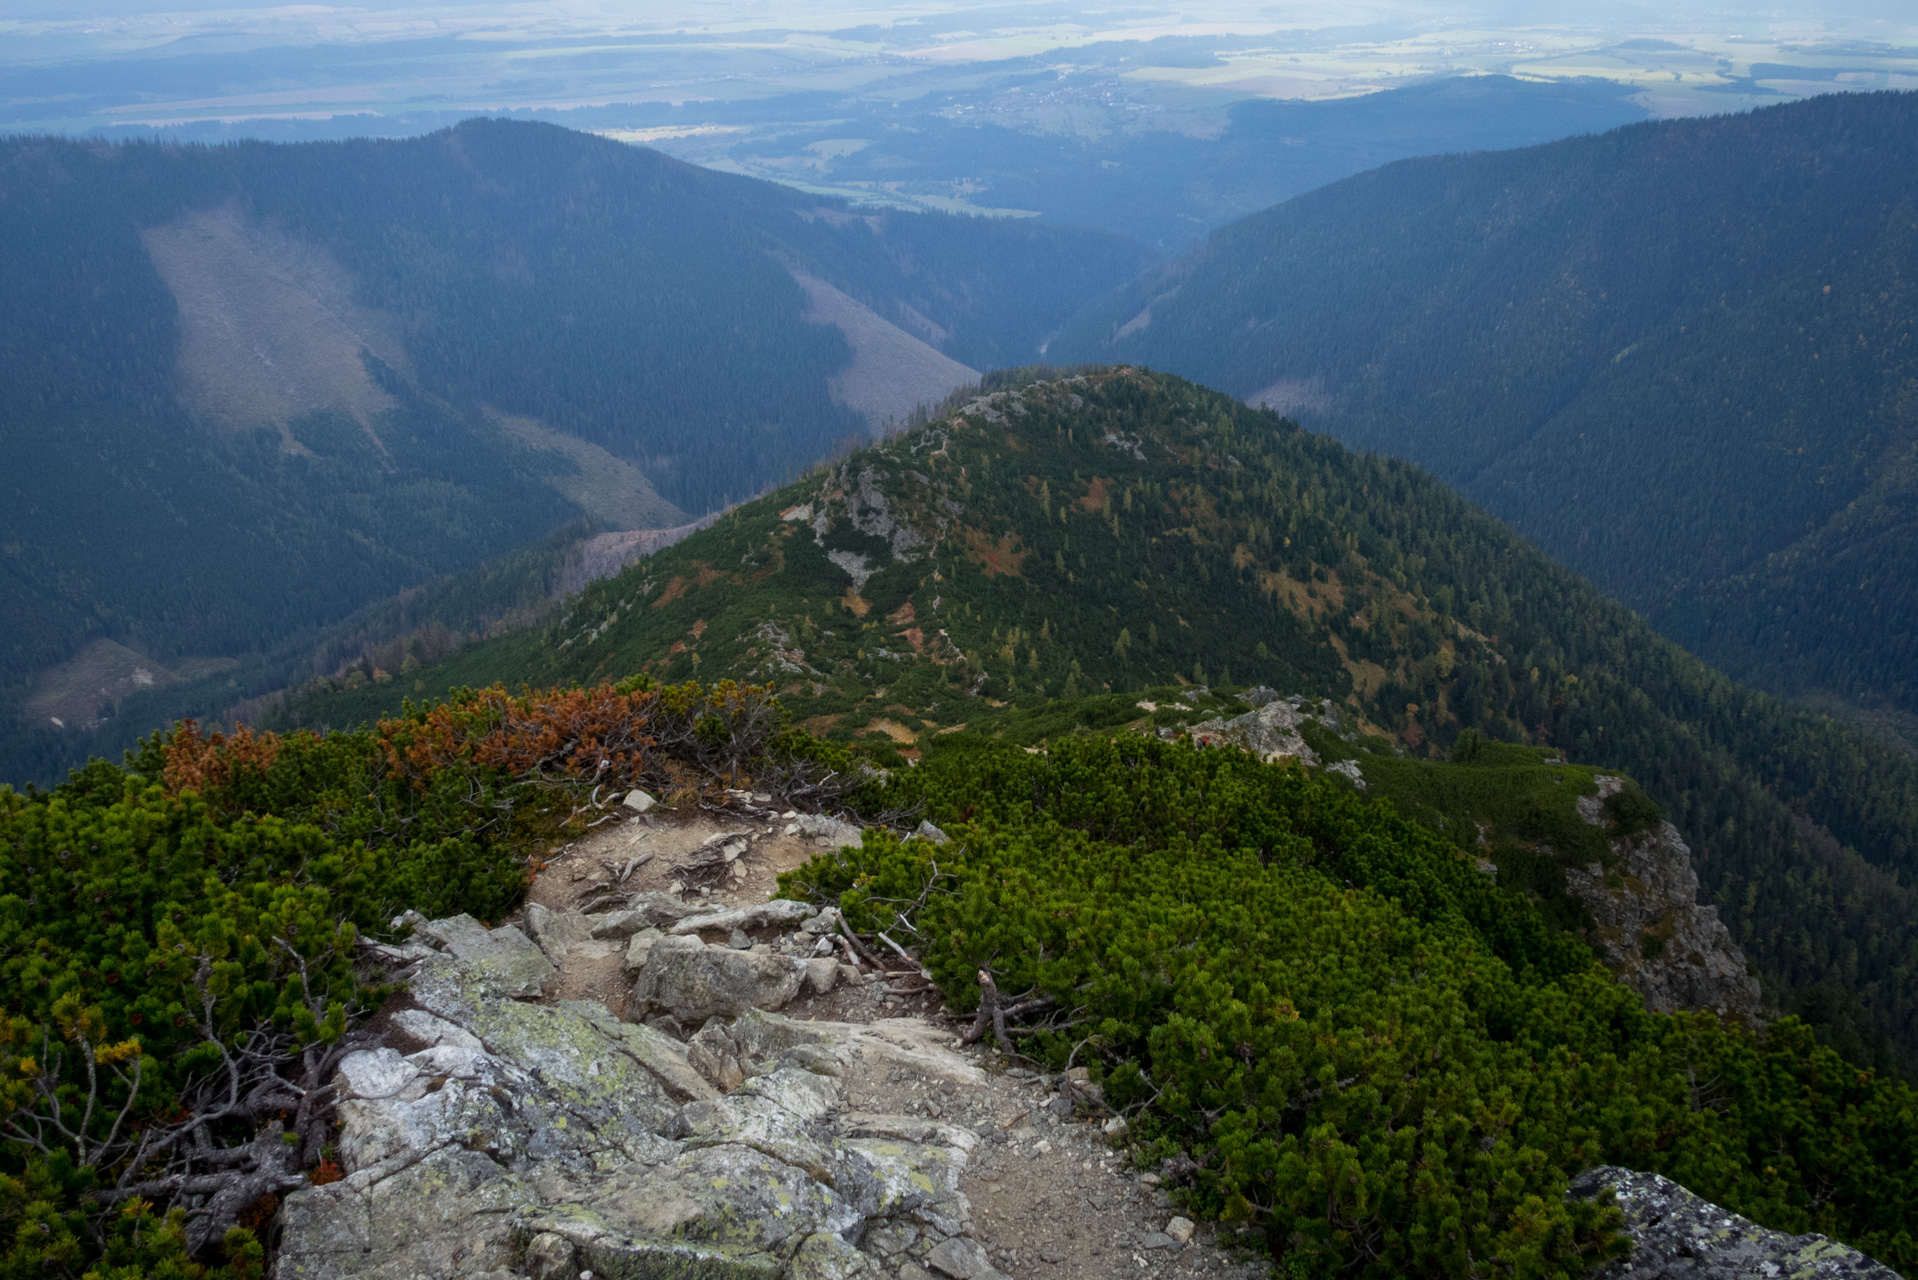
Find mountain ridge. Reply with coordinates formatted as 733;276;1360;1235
0;119;1153;775
273;366;1918;1075
1048;89;1918;729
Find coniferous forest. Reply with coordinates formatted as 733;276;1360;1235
1054;90;1918;728
0;120;1152;777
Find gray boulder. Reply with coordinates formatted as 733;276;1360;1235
411;914;556;999
632;935;806;1022
1570;1167;1903;1279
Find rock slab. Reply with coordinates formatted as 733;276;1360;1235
1570;1167;1903;1279
276;916;986;1280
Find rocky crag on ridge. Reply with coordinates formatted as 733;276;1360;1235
1566;778;1761;1021
1189;692;1761;1023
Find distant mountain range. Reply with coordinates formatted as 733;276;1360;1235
280;367;1918;1075
661;73;1651;248
0;119;1151;770
1053;90;1918;732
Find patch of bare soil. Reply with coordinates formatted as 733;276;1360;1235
792;269;979;435
25;638;238;728
143;205;407;440
511;801;1264;1280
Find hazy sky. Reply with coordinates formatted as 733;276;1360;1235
2;0;1913;138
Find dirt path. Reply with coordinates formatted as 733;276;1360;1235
507;802;1264;1280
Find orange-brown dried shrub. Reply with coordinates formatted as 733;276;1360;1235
162;720;286;796
374;682;710;800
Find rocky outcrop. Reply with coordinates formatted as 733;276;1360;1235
1563;779;1761;1021
1190;693;1336;765
1569;1167;1903;1279
277;917;998;1280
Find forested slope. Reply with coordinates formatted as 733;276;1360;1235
278;368;1918;1075
0;120;1152;772
1050;90;1918;723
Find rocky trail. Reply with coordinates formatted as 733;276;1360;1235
274;799;1260;1280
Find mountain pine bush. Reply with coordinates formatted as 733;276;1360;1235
0;678;857;1278
787;735;1918;1276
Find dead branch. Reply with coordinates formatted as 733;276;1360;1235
876;931;932;980
666;831;754;896
835;915;886;970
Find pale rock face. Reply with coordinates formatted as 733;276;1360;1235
793;813;864;849
1563;788;1762;1021
275;918;988;1280
523;905;627;969
1190;697;1320;765
1569;1167;1903;1279
668;898;817;936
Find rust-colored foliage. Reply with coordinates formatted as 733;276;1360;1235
308;1160;344;1187
162;720;285;796
374;679;781;800
235;1191;281;1230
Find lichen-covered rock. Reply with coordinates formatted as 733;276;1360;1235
524;905;622;964
589;893;709;938
621;926;666;974
1569;1167;1904;1279
730;1009;984;1088
788;1232;876;1280
276;920;989;1280
411;913;558;998
632;935;806;1022
1563;795;1762;1020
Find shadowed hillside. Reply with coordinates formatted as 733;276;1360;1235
0;119;1153;775
1051;90;1918;732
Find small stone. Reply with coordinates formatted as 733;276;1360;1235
1138;1232;1176;1251
1138;1172;1162;1187
623;789;657;813
1166;1217;1196;1245
731;928;753;950
899;1265;938;1280
524;1231;576;1280
926;1237;993;1280
803;957;839;995
1103;1117;1127;1136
